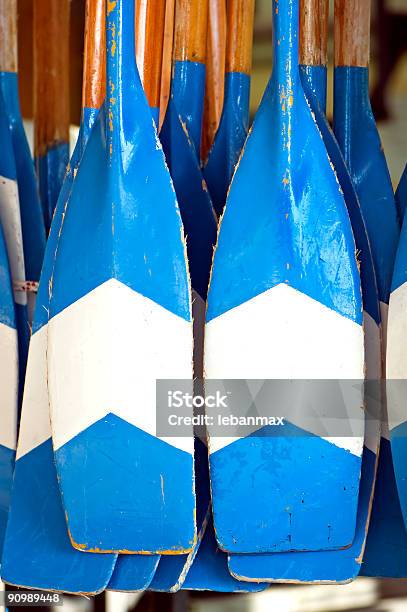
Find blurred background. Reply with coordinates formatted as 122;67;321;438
7;0;407;611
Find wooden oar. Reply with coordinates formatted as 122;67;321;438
204;0;255;216
201;0;226;163
396;164;407;222
0;16;29;400
48;0;195;555
0;119;18;552
33;0;70;233
229;0;381;579
332;0;405;578
0;0;46;323
1;0;118;593
205;0;364;554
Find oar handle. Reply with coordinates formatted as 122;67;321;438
34;0;70;157
136;0;166;110
334;0;370;67
225;0;255;75
0;0;17;72
82;0;106;110
159;0;175;127
299;0;329;66
173;0;209;63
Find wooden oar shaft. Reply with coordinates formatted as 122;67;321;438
0;0;17;72
82;0;106;110
173;0;209;63
334;0;370;67
299;0;329;66
225;0;255;75
159;0;175;128
136;0;166;110
202;0;226;159
34;0;70;157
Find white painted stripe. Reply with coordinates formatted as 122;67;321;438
48;279;194;454
0;176;27;306
205;284;365;455
386;283;407;432
0;321;18;450
16;325;51;459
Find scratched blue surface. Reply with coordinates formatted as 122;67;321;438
0;72;46;283
108;553;159;592
49;0;194;553
172;60;206;156
229;446;376;582
204;72;251;217
206;0;363;554
1;440;116;592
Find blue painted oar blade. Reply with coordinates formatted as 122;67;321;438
204;72;251;217
229;441;378;583
0;72;46;293
205;0;364;554
36;142;69;233
396;164;407;222
172;60;206;157
0;223;18;554
183;516;268;592
108;555;159;592
1;121;118;593
160;98;217;300
48;0;195;554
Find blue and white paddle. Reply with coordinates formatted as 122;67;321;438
229;0;381;580
1;0;118;593
332;0;406;578
0;0;46;323
205;0;364;555
48;0;195;555
203;0;255;217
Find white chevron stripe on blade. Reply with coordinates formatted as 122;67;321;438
387;283;407;432
0;322;18;451
205;283;364;454
48;279;194;453
16;325;50;459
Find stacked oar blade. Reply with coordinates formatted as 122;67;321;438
0;0;406;597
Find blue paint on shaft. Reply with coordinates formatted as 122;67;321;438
204;72;251;216
172;60;206;155
0;72;46;284
36;142;70;233
334;66;399;305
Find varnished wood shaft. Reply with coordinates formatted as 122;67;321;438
173;0;208;63
202;0;226;160
0;0;17;72
34;0;70;156
225;0;255;75
136;0;166;109
299;0;329;66
159;0;175;127
82;0;105;110
334;0;371;67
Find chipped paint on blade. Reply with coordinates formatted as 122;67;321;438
0;71;46;322
205;0;364;554
48;0;195;554
204;72;251;216
172;60;206;156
